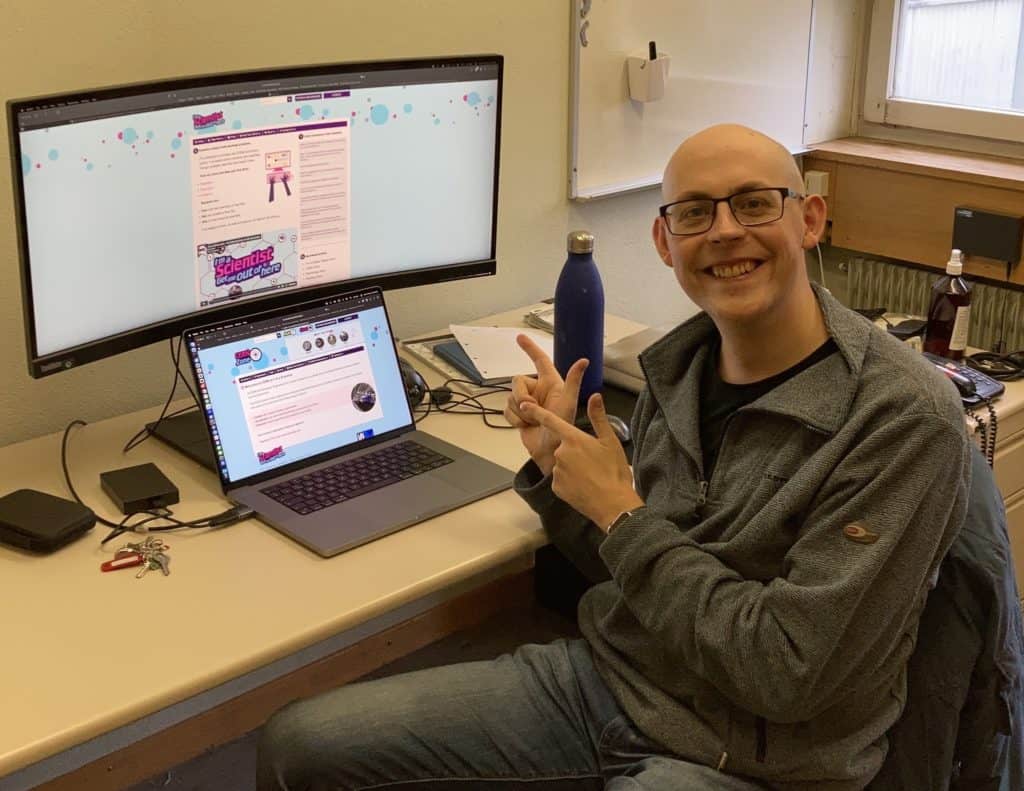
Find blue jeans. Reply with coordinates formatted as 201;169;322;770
257;638;765;790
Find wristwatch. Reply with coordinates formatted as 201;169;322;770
604;507;645;534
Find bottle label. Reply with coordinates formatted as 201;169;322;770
949;305;971;351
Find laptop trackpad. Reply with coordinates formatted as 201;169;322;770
357;473;467;522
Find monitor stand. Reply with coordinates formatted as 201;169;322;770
147;411;217;471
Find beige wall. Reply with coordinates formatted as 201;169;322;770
0;0;692;447
0;0;868;447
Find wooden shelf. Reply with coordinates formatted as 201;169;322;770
808;137;1024;192
803;137;1024;284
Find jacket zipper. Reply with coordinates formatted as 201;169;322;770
756;716;767;762
697;411;736;509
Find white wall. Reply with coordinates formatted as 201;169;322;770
805;0;866;144
0;0;863;447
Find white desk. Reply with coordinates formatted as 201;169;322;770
0;304;645;791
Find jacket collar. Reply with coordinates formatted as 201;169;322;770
638;283;870;458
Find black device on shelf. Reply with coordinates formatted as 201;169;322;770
952;206;1023;271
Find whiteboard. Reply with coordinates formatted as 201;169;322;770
569;0;813;200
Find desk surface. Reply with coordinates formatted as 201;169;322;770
0;400;539;778
0;303;646;782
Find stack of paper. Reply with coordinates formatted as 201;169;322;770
449;325;555;382
523;304;555;333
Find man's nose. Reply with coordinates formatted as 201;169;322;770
706;201;745;241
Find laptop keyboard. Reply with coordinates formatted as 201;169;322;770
261;440;454;515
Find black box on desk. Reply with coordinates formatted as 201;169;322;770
100;463;179;514
0;489;95;553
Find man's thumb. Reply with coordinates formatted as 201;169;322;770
587;393;614;441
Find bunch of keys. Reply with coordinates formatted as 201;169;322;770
100;536;171;578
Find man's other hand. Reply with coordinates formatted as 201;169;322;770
521;392;644;529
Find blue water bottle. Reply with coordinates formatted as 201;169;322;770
554;230;604;408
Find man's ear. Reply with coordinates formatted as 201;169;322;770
652;216;674;268
801;194;828;250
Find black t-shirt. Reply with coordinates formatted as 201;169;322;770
700;337;838;478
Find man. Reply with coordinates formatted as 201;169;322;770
258;125;971;790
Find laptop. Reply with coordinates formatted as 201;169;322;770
183;288;514;557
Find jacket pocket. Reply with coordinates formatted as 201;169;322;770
755;716;767;763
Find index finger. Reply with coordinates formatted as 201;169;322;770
520;401;578;439
517;334;557;376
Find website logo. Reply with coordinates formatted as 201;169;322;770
192;111;226;131
257;446;285;464
233;347;264;366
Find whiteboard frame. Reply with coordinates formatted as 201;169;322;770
569;0;814;201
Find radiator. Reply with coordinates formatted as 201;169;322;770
847;257;1024;353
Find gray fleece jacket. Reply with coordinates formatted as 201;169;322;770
515;285;971;790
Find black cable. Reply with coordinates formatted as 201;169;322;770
412;389;434;425
964;350;1024;382
122;337;201;453
62;420;253;545
412;378;515;429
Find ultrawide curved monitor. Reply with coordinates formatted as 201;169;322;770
9;55;502;377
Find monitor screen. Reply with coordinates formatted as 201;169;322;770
9;55;502;377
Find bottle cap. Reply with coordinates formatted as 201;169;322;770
946;248;963;276
567;230;594;254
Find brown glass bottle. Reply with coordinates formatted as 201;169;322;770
923;249;971;361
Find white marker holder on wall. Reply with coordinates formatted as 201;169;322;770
626;53;670;102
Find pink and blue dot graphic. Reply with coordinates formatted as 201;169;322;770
21;83;494;177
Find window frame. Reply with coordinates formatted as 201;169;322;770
863;0;1024;142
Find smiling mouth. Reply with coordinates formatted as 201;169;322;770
708;260;763;279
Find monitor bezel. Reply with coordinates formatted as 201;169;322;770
8;54;503;378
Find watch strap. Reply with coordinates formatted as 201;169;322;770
605;506;644;534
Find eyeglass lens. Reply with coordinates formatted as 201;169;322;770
665;189;785;234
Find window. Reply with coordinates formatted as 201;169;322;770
864;0;1024;141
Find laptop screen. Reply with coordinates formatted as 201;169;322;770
185;289;413;486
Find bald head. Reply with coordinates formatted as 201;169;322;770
661;124;803;202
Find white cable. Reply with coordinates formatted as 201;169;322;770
816;243;827;291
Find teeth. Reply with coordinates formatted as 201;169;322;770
711;260;758;279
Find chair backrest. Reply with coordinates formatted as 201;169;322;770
869;446;1024;791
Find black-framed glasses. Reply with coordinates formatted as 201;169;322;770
659;187;804;236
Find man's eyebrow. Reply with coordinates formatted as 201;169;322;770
670;181;773;202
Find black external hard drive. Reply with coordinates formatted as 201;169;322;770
0;489;95;553
100;463;179;514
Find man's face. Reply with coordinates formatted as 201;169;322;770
652;130;823;328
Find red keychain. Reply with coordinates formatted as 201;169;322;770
100;552;145;572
